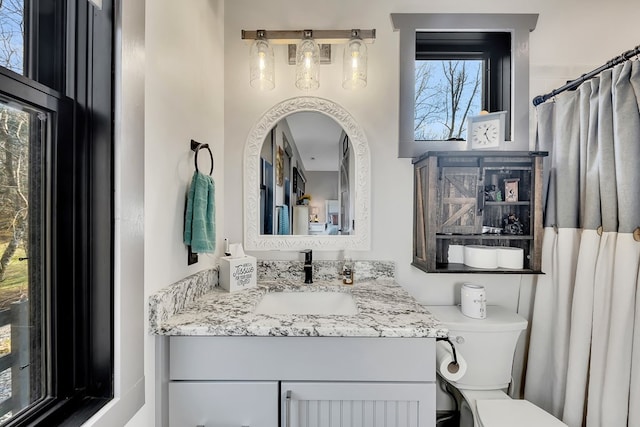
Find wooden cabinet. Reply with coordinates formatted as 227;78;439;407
413;151;547;273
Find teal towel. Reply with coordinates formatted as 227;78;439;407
184;171;216;253
278;205;290;235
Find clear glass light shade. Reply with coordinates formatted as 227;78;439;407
342;38;368;89
249;38;275;90
295;38;320;90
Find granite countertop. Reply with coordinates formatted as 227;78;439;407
151;278;447;338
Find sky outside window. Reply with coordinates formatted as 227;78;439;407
414;59;483;141
0;0;25;75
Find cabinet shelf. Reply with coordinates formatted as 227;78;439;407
432;262;542;274
485;201;530;206
435;234;534;240
413;151;547;273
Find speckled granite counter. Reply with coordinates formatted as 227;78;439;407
150;277;447;338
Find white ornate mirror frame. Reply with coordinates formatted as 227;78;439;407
244;96;371;251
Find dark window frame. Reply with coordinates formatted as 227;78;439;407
0;0;114;425
415;31;512;140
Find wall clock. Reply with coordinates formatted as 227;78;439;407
467;111;506;150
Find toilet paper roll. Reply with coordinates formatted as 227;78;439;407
496;247;524;269
448;245;465;264
436;341;467;382
463;245;498;269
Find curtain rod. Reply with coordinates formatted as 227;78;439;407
532;44;640;107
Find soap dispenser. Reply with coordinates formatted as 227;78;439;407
342;258;354;285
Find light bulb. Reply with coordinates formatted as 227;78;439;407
342;34;367;89
258;52;266;71
249;33;274;90
295;36;320;90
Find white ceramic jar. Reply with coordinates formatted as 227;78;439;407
461;283;486;319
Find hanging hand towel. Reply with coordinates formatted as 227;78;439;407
278;205;290;235
184;171;216;253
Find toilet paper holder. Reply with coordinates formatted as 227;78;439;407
436;336;459;372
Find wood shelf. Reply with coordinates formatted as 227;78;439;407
432;263;541;274
435;234;534;240
484;201;530;206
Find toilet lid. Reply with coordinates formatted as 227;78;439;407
477;399;567;427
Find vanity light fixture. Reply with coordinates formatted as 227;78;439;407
295;30;320;90
342;29;368;89
249;30;275;90
241;29;376;91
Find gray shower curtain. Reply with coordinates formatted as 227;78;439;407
525;60;640;427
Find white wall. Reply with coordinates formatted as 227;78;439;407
224;0;637;293
306;171;339;223
125;1;225;425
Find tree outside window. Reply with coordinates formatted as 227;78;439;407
414;59;483;141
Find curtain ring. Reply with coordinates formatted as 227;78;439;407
597;225;603;236
633;227;640;242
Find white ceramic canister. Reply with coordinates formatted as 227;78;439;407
461;283;487;319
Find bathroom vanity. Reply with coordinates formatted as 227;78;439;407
151;274;446;427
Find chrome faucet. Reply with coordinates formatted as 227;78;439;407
302;249;313;284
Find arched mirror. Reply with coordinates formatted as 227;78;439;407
244;97;370;251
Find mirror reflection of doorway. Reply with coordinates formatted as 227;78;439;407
340;151;350;234
260;158;274;234
326;199;339;235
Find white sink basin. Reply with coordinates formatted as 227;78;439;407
254;291;358;315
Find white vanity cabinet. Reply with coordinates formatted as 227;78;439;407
169;381;278;426
282;382;432;427
168;336;436;427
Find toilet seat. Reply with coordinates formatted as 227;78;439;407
476;399;567;427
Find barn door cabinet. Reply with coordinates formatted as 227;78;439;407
412;151;547;273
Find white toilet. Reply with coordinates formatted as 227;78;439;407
427;305;567;427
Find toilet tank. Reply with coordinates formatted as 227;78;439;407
427;305;527;390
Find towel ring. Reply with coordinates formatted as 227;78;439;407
190;139;214;175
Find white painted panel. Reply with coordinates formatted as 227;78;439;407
386;401;399;426
329;401;341;426
168;381;278;427
282;382;435;427
363;401;375;426
170;336;435;382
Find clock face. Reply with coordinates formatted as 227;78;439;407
470;119;500;149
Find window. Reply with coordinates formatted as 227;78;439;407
414;32;511;141
0;0;113;425
391;13;538;158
